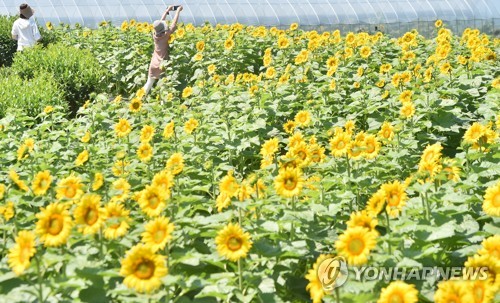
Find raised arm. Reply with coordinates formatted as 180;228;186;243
161;6;173;21
169;6;183;31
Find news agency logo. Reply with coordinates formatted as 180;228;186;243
317;256;349;291
317;256;490;291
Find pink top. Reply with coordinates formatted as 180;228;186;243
148;25;175;79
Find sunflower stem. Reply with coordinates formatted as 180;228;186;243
290;196;296;241
335;287;340;303
35;254;44;303
384;209;392;255
238;258;243;292
424;191;431;220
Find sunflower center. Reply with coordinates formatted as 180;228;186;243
388;292;404;303
19;245;32;263
84;208;99;225
132;102;140;110
297;150;307;160
473;283;485;302
120;124;128;132
347;238;365;255
388;192;400;206
425;151;435;162
337;141;346;149
40;179;48;188
284;177;297;191
448;294;460;303
47;214;64;235
148;195;160;209
153;229;166;243
366;143;374;153
134;260;155;279
227;236;243;251
64;185;78;198
493;193;500;207
383;130;391;138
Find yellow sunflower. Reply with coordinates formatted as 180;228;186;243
363;134;380;159
381;180;408;217
163;121;175;139
166;153;184;175
7;230;36;275
140;125;155;143
103;202;131;240
0;183;5;200
196;40;205;52
219;171;240;197
400;102;415;119
463;122;487;145
464;254;499;289
468;279;496;303
9;169;29;192
274;167;304;198
32;170;52;196
56;175;84;200
329;132;351;158
81;131;91;143
215;223;252;262
141;216;175;252
75;150;89;166
139;185;168;217
420;143;443;165
110;178;131;203
347;210;378;233
309;144;326;164
435;19;443;27
224;38;235;51
305;254;333;303
92;172;104;191
360;46;371;58
74;193;105;235
335;226;377;266
35;202;73;247
260;138;279;157
277;36;290;49
137;143;153;163
152;170;174;194
478;235;500;260
399;90;413;103
344;120;355;135
120;244;168;293
283;120;296;134
294;110;312;127
129;97;142;113
483;181;500;217
377;281;419;303
434;280;474;303
184;118;199;134
216;192;232;212
115;118;132;138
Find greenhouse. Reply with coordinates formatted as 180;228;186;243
1;0;499;36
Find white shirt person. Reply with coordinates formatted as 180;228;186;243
11;3;41;51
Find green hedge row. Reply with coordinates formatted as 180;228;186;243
0;69;66;117
11;43;108;113
0;16;17;67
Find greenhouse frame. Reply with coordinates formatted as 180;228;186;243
1;0;499;36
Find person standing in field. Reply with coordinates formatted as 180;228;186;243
11;3;41;51
143;5;183;95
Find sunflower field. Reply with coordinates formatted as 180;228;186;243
0;18;499;303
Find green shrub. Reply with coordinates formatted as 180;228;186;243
0;69;66;118
11;43;108;113
0;16;17;67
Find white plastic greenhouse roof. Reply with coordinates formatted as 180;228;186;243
1;0;499;28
